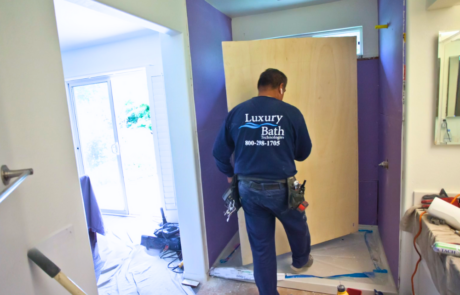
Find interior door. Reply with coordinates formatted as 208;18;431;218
222;38;359;265
68;77;129;214
0;0;97;293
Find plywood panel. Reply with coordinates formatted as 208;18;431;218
222;38;359;265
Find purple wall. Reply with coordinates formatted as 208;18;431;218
358;59;380;226
186;0;238;267
378;0;404;285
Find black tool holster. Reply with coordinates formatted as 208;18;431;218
287;176;306;209
222;175;241;221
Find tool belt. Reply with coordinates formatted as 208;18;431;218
222;175;308;222
287;176;309;212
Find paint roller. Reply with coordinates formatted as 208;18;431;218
27;248;87;295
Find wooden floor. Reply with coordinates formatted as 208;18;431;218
196;277;328;295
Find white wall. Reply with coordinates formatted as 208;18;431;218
401;1;460;294
61;32;162;79
231;0;379;58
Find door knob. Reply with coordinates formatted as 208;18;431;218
378;160;389;169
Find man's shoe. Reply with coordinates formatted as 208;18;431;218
290;255;314;273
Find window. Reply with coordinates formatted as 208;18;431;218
274;26;363;57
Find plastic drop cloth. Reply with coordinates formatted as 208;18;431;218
211;229;391;286
96;217;194;295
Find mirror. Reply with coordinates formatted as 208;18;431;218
435;31;460;144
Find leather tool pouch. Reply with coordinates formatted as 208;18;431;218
287;176;306;209
222;175;241;221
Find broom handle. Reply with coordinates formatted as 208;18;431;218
27;248;87;295
54;272;86;295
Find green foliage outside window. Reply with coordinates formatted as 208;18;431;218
125;102;152;130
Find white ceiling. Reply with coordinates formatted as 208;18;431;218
54;0;153;52
205;0;340;17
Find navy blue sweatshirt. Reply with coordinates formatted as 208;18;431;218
213;96;312;179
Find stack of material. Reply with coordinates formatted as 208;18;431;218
401;207;460;295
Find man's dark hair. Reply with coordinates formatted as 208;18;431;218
257;69;287;90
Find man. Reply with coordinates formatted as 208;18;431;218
213;69;313;295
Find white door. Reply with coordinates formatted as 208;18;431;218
68;76;130;215
68;69;166;217
0;0;97;294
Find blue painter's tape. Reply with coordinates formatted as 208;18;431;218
285;269;388;280
220;244;240;263
358;229;373;233
374;269;388;273
286;271;376;279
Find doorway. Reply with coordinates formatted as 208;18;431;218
53;0;199;292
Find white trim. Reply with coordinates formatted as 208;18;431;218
159;32;209;282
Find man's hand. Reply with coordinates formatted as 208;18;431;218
228;177;233;184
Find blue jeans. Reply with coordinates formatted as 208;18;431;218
239;180;311;295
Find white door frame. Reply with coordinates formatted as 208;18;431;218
63;0;209;282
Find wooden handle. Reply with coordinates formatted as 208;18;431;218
54;272;87;295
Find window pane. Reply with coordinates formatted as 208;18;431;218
110;70;162;217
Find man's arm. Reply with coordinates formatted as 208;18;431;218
294;115;312;161
213;118;235;177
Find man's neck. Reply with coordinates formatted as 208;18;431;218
258;91;282;101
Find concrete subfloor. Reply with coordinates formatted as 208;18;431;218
196;277;328;295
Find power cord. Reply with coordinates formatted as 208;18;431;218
161;249;183;274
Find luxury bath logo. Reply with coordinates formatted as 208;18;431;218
240;114;285;139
